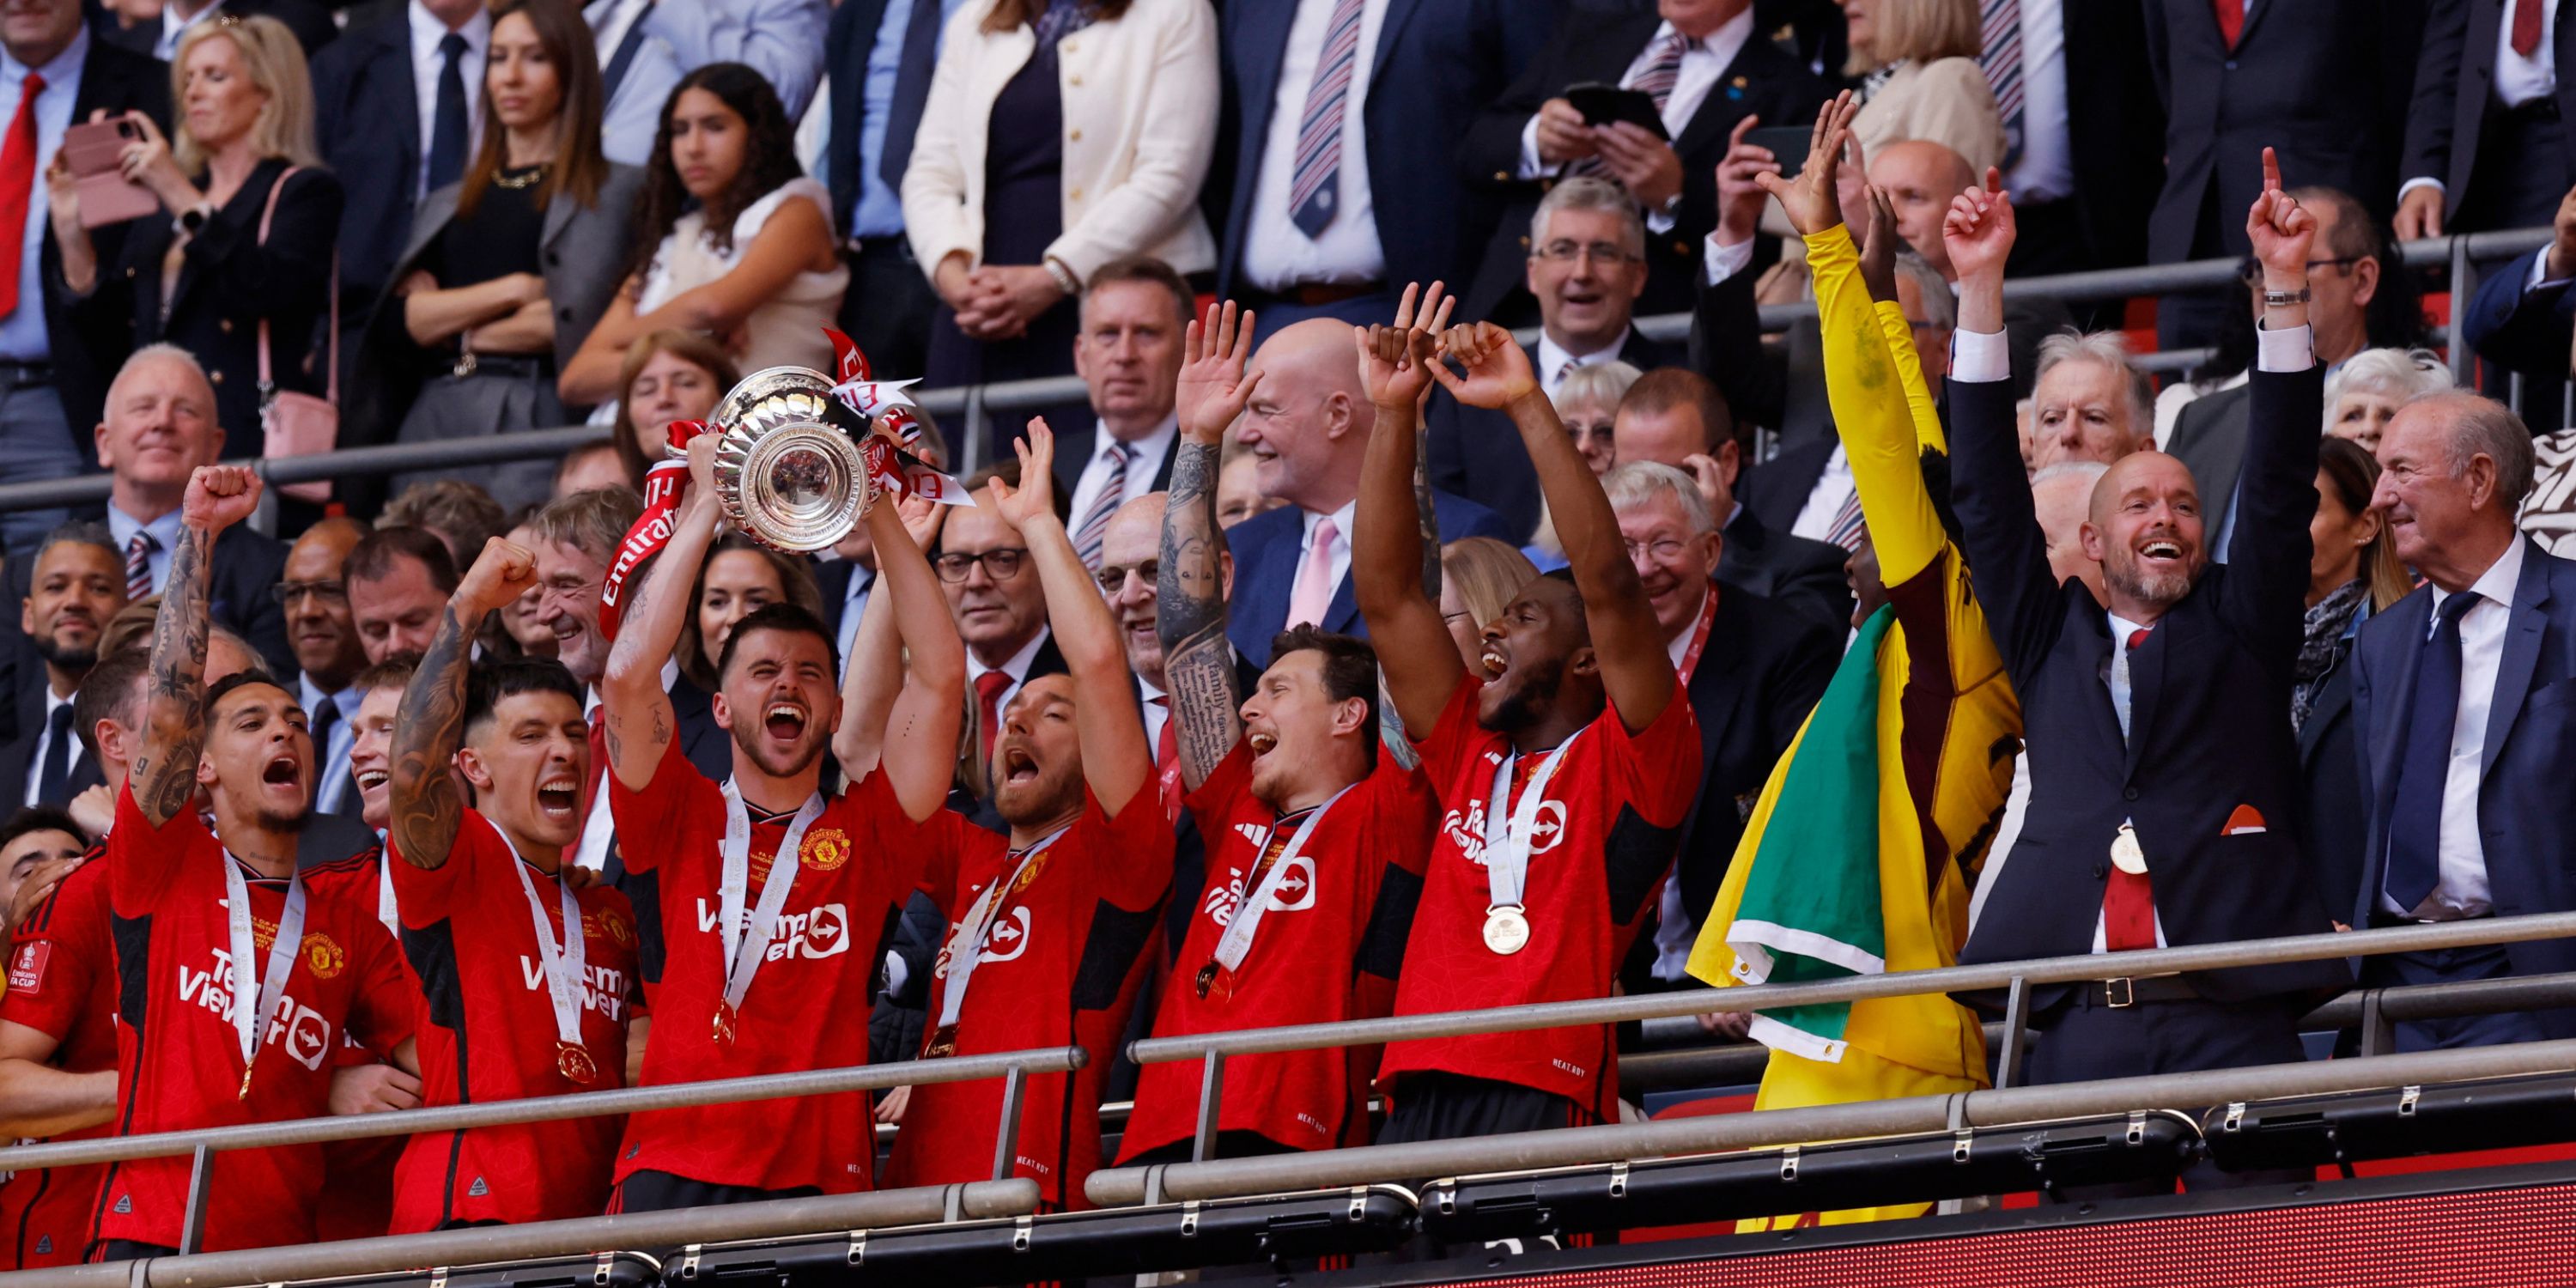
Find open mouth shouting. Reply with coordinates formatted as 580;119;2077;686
535;773;581;824
1479;645;1510;681
2136;534;2186;570
998;742;1042;788
762;702;809;746
354;768;390;799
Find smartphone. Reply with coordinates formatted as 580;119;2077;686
61;118;156;229
1564;82;1670;142
1741;125;1817;179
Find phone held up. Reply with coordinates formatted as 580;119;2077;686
61;118;157;229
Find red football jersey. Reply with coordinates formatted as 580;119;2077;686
97;786;413;1253
1376;676;1700;1120
884;787;1176;1208
1117;745;1434;1162
0;852;115;1267
388;810;641;1230
611;737;945;1194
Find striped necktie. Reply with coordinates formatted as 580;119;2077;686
1287;0;1367;238
125;530;155;601
1072;442;1131;568
1978;0;2024;172
1822;487;1867;553
1573;29;1689;179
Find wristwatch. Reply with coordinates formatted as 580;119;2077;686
2261;286;2311;309
1042;257;1080;296
175;204;212;236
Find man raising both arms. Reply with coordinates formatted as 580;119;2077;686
1116;301;1438;1166
882;420;1176;1210
382;540;644;1230
600;431;964;1210
94;466;415;1256
1356;306;1703;1141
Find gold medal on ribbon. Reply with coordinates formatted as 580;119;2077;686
2111;823;2148;876
556;1042;598;1085
1483;905;1531;956
710;999;740;1047
924;1024;958;1059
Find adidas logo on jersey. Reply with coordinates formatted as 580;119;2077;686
112;1194;131;1214
33;1236;50;1255
468;1176;490;1198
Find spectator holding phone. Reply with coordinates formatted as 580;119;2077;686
48;15;337;462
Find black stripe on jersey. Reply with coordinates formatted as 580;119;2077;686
1070;900;1160;1013
618;868;665;987
11;1162;51;1264
1603;805;1683;927
401;920;465;1033
91;911;154;1258
17;842;104;939
1353;864;1423;983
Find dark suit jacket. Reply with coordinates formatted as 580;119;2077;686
1738;436;1832;538
40;36;170;449
2142;0;2415;264
2405;0;2576;227
1046;421;1181;506
1671;582;1835;920
2057;0;2164;271
295;813;382;872
65;160;340;458
1718;502;1850;638
2296;608;2367;927
0;667;103;815
1425;332;1676;541
824;0;926;235
2351;540;2576;1028
2463;245;2573;381
671;674;732;784
312;12;426;317
1209;0;1556;298
2163;380;2251;544
1949;360;2347;1007
1222;489;1513;669
97;0;337;59
1456;4;1826;325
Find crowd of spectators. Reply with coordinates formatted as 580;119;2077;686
0;0;2571;1264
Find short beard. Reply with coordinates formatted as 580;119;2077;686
2105;552;2192;611
29;633;94;676
1483;653;1568;733
252;803;313;835
732;726;826;780
995;766;1079;829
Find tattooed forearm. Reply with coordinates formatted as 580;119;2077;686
134;527;212;827
388;605;474;870
1157;440;1242;790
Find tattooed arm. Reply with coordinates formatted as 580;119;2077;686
1158;300;1263;791
130;466;259;828
390;537;539;869
599;433;720;792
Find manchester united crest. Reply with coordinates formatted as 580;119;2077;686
593;908;635;947
302;933;346;979
801;828;851;872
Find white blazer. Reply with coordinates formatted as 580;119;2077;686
901;0;1218;283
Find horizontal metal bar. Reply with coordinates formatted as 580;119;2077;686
1087;1036;2576;1206
9;1180;1041;1288
1128;911;2576;1065
0;1046;1084;1172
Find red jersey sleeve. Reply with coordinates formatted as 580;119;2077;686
608;734;717;876
107;778;213;917
346;909;416;1053
846;769;958;915
1181;741;1255;830
1087;783;1179;913
388;808;501;927
1593;675;1701;828
1412;675;1487;799
1;861;107;1042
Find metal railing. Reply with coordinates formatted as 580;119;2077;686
0;225;2543;516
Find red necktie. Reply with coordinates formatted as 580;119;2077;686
975;671;1012;763
2103;629;2157;951
2211;0;2244;48
1151;696;1182;823
0;74;45;319
2513;0;2544;57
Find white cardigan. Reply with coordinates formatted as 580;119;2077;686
901;0;1218;283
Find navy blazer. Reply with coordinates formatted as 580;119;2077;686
42;35;170;451
2296;605;2369;926
1425;333;1677;543
2404;0;2576;227
2462;246;2573;383
1208;0;1555;298
312;12;427;313
1671;582;1835;922
1949;359;2347;1006
2351;538;2576;1025
1223;489;1513;669
0;662;102;816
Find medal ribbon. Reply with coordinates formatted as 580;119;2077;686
500;828;591;1059
598;417;704;643
1482;734;1581;911
1210;787;1352;974
222;854;307;1090
934;825;1070;1031
1674;583;1720;685
717;783;825;1021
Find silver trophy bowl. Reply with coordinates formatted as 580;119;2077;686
698;366;872;553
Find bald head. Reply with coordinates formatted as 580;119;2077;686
283;516;368;688
2081;450;2207;620
97;345;224;520
2030;461;2105;599
1239;319;1373;514
1869;141;1978;276
1100;491;1171;686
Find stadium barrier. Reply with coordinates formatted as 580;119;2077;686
0;225;2543;519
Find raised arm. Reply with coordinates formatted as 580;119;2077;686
130;466;260;828
1430;323;1673;733
390;537;539;869
2227;148;2325;656
860;491;967;820
599;434;721;791
988;419;1154;817
1158;301;1261;789
1352;285;1467;736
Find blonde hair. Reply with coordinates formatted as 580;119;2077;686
171;16;319;171
1849;0;1983;74
1440;538;1540;636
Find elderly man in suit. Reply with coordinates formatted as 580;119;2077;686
1946;155;2345;1163
2352;391;2576;1049
1208;0;1553;331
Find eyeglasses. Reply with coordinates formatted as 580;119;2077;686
1621;538;1692;562
1095;560;1157;595
1533;240;1639;266
271;579;346;605
934;548;1030;583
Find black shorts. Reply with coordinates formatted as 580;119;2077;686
608;1170;823;1213
1377;1072;1598;1146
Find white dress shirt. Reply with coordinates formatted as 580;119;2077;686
2402;0;2560;199
2002;0;2073;204
1516;9;1753;234
157;1;225;62
967;627;1054;728
1290;500;1358;623
1788;444;1856;544
1534;328;1631;398
1240;0;1394;290
303;672;362;815
21;685;72;807
0;25;86;362
106;504;185;596
408;0;492;199
1138;672;1170;752
2385;537;2526;920
1064;416;1178;538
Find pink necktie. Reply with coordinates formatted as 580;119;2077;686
1287;516;1340;629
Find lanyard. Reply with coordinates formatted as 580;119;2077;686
1482;734;1580;911
500;828;590;1060
222;853;307;1100
1674;583;1720;685
376;848;398;940
935;824;1069;1031
716;781;824;1022
1210;787;1352;975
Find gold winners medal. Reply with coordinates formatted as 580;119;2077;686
711;999;740;1047
924;1024;958;1059
238;1065;254;1102
556;1042;598;1085
1483;905;1531;956
2111;823;2149;876
1194;962;1219;999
